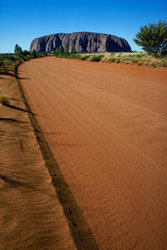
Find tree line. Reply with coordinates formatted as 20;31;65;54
53;44;77;57
14;44;47;58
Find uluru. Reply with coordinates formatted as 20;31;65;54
30;32;131;53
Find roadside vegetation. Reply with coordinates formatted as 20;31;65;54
75;52;167;67
0;45;47;106
53;49;167;67
0;44;47;76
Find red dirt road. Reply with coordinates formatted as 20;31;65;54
20;57;167;249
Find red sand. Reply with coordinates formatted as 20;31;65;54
20;57;167;249
0;74;76;249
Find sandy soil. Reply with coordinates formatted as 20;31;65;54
20;57;167;249
0;74;76;249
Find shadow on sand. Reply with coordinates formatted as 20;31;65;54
0;118;28;124
3;104;35;115
0;174;33;189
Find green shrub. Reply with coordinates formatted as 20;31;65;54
3;59;13;65
0;60;4;67
22;50;30;56
31;49;37;58
108;58;116;63
38;52;47;57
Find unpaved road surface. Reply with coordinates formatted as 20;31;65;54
20;57;167;249
0;74;76;249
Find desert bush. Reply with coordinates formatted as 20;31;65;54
68;53;79;59
0;95;10;105
107;57;116;63
89;54;104;62
38;52;47;57
22;50;30;56
3;59;13;65
132;58;139;63
136;53;145;58
20;55;28;61
79;55;90;60
31;49;37;58
0;60;4;67
115;58;121;63
161;57;167;67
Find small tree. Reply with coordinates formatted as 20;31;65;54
134;21;167;56
31;49;37;58
54;46;64;57
14;44;22;56
71;45;76;54
64;44;69;55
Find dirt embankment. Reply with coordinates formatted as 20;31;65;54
0;73;77;249
20;57;167;249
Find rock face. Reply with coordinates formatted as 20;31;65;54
30;32;131;53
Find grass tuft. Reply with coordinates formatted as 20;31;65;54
79;55;90;60
0;95;11;105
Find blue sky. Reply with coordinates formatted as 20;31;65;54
1;0;167;53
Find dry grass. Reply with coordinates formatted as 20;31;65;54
0;95;11;105
77;52;167;67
